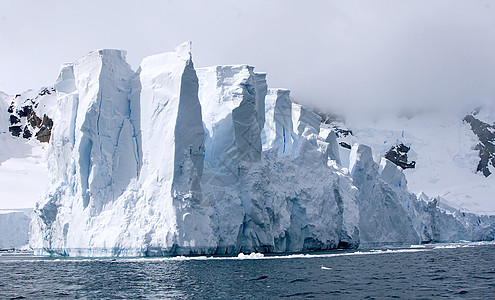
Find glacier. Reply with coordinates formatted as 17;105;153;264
28;42;495;256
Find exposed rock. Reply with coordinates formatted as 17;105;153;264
9;115;20;125
28;111;42;128
463;114;495;177
385;143;416;169
17;105;33;118
333;126;353;138
38;87;55;96
8;125;22;137
22;126;32;139
5;88;56;143
35;126;51;142
339;141;352;149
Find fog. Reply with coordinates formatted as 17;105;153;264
1;0;494;116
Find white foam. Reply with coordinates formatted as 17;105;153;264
237;252;265;259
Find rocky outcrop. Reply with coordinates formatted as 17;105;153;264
385;143;416;169
6;88;55;143
464;114;495;177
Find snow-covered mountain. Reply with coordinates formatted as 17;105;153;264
1;42;494;255
321;107;495;215
0;89;55;211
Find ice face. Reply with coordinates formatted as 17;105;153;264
72;49;138;210
31;46;364;256
323;130;342;165
0;210;31;249
135;41;204;191
126;41;213;254
292;102;322;136
197;65;266;171
31;49;139;253
261;88;295;156
349;144;421;246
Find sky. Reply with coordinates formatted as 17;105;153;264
1;0;495;116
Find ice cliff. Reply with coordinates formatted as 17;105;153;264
30;43;495;256
0;209;31;249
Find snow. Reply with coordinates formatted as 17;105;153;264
0;150;47;209
0;90;52;246
237;252;264;259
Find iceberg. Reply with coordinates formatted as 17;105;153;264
29;42;495;257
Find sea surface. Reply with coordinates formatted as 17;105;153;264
1;242;495;299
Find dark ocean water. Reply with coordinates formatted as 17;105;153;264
1;242;495;299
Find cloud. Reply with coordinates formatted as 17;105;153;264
0;0;494;116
